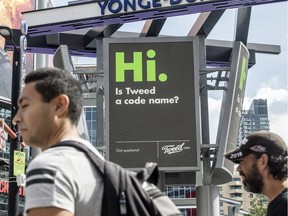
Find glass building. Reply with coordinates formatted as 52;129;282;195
237;99;270;147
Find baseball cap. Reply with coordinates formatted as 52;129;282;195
224;131;287;163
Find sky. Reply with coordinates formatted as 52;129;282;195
207;3;288;143
50;0;288;143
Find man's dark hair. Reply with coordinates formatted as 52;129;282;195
24;67;83;124
248;132;288;181
268;152;288;181
253;152;288;181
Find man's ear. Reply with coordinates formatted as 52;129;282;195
53;94;69;116
258;154;269;170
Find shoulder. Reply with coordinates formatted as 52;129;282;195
267;188;288;216
28;138;103;171
24;139;104;215
26;139;104;188
27;146;76;173
25;147;80;195
276;188;288;203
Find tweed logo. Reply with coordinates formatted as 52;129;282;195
162;143;185;154
250;145;266;153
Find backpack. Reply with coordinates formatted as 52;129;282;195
52;140;182;216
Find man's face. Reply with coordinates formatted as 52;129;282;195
237;154;264;193
13;82;56;149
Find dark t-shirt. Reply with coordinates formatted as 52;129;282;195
267;188;288;216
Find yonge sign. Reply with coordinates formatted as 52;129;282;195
104;37;201;171
22;0;283;36
98;0;212;15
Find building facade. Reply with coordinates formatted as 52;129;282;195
237;99;270;147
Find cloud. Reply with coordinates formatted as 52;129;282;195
269;112;288;144
259;75;286;89
208;87;288;144
252;87;288;143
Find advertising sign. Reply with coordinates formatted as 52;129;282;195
0;0;35;98
212;41;250;184
104;37;201;171
0;180;25;196
14;150;25;176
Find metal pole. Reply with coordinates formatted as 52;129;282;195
8;47;20;216
196;186;220;216
96;38;104;150
198;36;212;185
197;35;220;216
157;171;165;192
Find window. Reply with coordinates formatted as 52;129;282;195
230;186;241;190
84;106;97;146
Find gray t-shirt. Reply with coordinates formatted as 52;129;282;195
24;138;104;216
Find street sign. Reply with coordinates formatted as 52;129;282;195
212;41;250;184
13;151;25;176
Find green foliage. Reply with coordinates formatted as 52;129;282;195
247;194;268;216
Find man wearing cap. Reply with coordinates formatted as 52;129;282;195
224;131;287;216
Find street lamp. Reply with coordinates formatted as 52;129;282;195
0;26;17;48
0;25;21;216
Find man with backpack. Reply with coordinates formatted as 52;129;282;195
14;67;181;216
14;67;104;216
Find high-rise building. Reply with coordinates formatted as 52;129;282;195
237;99;270;147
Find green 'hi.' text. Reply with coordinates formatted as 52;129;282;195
115;49;168;83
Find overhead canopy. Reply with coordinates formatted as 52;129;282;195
21;0;285;36
5;0;282;67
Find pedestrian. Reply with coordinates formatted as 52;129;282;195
224;131;287;216
13;67;104;216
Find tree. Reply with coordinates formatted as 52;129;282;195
247;194;268;216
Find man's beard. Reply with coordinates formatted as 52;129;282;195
240;163;264;193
